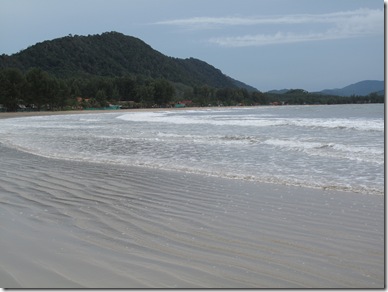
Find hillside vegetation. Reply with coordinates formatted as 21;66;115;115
0;32;383;112
0;31;255;90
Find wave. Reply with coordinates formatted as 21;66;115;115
288;118;383;132
117;112;383;132
0;106;383;197
0;139;382;196
154;132;383;164
263;138;383;164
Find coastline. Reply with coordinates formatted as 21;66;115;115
0;141;384;288
0;106;236;119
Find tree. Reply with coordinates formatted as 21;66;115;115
111;85;120;102
25;68;53;110
251;91;267;105
54;79;71;110
116;76;136;101
193;85;215;106
95;89;108;107
69;79;82;97
152;79;175;106
136;84;155;107
0;68;26;111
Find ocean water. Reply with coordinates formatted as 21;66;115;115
0;104;384;195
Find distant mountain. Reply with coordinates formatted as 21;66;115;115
266;80;384;97
318;80;384;97
0;31;256;91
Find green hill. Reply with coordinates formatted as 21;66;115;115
0;31;256;91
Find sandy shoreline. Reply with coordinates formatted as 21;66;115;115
0;140;384;288
0;106;235;119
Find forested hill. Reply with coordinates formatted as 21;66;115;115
0;31;256;90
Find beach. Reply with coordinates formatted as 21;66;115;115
0;110;384;288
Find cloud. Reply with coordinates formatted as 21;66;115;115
208;31;351;47
155;8;381;27
155;8;383;47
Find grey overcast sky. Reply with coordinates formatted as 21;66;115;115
0;0;384;91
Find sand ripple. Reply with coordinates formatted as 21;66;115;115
0;145;384;288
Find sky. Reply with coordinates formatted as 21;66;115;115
0;0;384;92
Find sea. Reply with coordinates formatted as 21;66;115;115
0;104;384;195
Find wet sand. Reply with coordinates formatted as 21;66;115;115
0;112;384;288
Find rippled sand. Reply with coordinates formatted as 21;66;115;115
0;143;384;288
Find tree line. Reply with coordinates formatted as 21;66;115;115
0;67;383;112
0;68;176;111
182;86;383;107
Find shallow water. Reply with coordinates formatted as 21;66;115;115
0;104;383;194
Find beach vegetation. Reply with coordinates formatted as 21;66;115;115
0;66;384;112
0;68;25;111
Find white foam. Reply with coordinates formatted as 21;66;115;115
289;118;383;132
0;105;383;196
264;138;324;150
263;138;383;164
117;112;383;132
